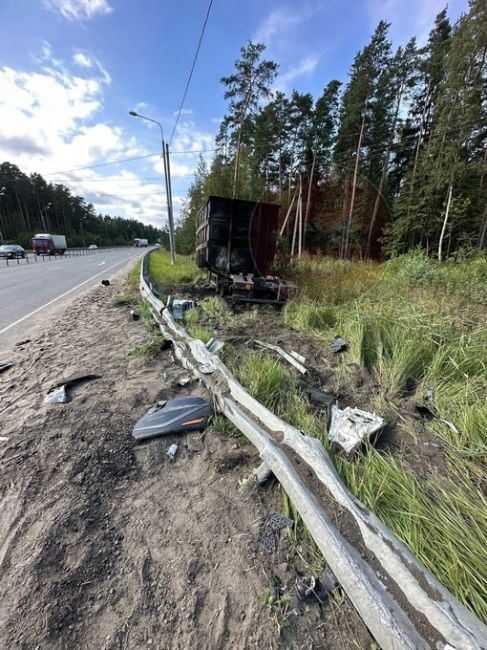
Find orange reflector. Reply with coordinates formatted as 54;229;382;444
181;417;205;426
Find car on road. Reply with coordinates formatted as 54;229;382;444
0;244;25;259
88;244;98;249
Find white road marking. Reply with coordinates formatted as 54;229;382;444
0;255;138;337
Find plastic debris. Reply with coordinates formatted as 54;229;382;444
206;337;225;354
251;340;307;374
297;380;335;408
167;295;196;321
129;309;140;321
330;336;349;354
167;443;178;461
412;404;459;435
0;437;9;442
0;363;14;374
44;374;101;404
15;339;31;346
258;512;294;554
132;396;212;441
177;376;192;387
290;350;306;365
328;404;385;455
101;279;110;287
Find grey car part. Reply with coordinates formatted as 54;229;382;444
132;396;212;441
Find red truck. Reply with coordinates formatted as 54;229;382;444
31;233;67;256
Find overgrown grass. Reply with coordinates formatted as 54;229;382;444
132;334;166;358
127;259;141;293
231;251;487;623
148;248;204;286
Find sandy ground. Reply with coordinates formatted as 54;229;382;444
0;270;373;650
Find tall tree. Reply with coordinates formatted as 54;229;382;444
218;42;278;197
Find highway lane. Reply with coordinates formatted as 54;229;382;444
0;247;146;351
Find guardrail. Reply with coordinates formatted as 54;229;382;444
0;246;138;268
138;249;487;650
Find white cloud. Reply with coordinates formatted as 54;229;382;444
0;48;216;227
365;0;468;44
73;52;94;68
173;108;192;117
42;0;113;21
275;55;319;92
254;7;305;45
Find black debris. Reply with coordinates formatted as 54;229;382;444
44;374;101;404
0;362;14;374
101;279;110;287
330;336;349;354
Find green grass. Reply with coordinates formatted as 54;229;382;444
132;334;166;358
228;252;487;624
148;248;204;286
127;259;141;293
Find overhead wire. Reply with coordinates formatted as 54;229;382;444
169;0;214;146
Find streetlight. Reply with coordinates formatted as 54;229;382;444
129;110;176;264
40;202;51;231
0;187;6;243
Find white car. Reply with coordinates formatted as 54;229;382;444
88;244;98;249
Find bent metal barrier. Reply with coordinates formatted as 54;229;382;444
139;252;487;650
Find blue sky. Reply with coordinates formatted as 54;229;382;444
0;0;468;228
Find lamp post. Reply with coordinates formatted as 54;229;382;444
0;187;6;243
40;202;51;231
129;110;176;264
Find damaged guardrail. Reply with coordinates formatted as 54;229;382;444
139;252;487;650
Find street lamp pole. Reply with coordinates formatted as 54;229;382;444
129;110;176;264
0;187;6;243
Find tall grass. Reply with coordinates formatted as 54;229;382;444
233;252;487;623
148;249;204;285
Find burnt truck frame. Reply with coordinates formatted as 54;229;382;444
195;196;296;304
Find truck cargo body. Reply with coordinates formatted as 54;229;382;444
134;238;149;247
195;196;279;276
31;234;67;255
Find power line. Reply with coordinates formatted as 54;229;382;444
169;0;214;146
44;152;162;176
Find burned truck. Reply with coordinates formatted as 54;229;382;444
195;196;296;303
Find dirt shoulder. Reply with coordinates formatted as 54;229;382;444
0;271;373;650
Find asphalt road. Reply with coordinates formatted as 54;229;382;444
0;247;146;351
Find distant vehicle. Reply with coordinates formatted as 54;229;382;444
31;233;67;256
88;244;98;249
0;244;25;259
134;238;149;247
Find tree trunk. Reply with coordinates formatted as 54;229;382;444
438;183;453;262
343;112;366;259
304;150;316;236
478;204;487;250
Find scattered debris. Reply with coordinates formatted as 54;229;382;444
199;361;217;374
258;512;294;554
0;436;9;442
101;279;110;287
321;565;339;596
254;462;274;485
408;403;459;435
424;388;435;401
289;350;306;365
167;443;178;461
297;380;335;408
177;376;193;387
160;339;172;351
129;309;140;321
206;337;225;354
330;336;349;354
0;362;14;374
328;404;385;455
167;295;196;320
44;374;101;404
251;340;307;374
132;396;212;441
15;339;31;346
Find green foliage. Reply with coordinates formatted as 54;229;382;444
132;335;166;358
0;162;163;247
147;249;204;286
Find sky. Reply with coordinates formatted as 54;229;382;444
0;0;469;230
